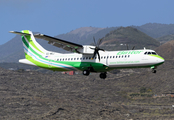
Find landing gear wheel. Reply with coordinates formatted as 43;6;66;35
151;69;156;73
83;70;90;76
99;73;107;79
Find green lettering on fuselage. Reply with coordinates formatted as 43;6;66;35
117;51;143;55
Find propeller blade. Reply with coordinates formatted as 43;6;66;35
97;38;103;47
132;46;135;50
98;48;105;52
93;37;97;46
91;49;97;60
96;50;100;62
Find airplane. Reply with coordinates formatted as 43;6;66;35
9;30;165;79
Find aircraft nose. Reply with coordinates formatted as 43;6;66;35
157;55;165;64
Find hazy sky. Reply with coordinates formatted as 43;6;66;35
0;0;174;45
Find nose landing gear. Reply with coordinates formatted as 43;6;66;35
151;66;157;73
151;68;156;73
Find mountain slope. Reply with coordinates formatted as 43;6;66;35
56;27;118;45
156;34;174;44
101;27;160;51
134;23;174;38
155;40;174;60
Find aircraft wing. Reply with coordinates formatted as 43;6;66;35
34;33;83;53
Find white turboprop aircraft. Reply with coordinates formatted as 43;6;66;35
10;30;164;79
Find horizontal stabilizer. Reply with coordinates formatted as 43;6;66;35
19;59;36;66
9;31;30;36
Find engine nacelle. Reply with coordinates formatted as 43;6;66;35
77;45;95;54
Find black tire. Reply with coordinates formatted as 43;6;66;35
152;69;156;73
99;73;107;79
83;70;90;76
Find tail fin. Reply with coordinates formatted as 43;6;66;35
21;30;47;59
10;30;48;59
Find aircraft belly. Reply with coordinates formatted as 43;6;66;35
108;61;161;68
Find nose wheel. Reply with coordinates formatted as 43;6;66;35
100;72;107;79
151;66;157;73
151;68;156;73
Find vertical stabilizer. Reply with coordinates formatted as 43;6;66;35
21;30;47;59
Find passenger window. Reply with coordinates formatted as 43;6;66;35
80;58;82;60
104;56;106;59
60;59;61;61
74;58;76;60
122;56;123;58
107;56;109;59
71;58;73;60
119;56;120;58
116;56;117;58
101;56;103;59
65;58;67;61
95;57;97;59
68;58;70;60
57;59;59;61
110;56;112;58
86;57;88;59
125;55;127;58
89;57;91;59
113;56;115;58
144;52;147;55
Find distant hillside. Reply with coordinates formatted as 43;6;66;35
156;34;174;44
56;27;119;45
100;27;160;51
155;40;174;60
134;23;174;38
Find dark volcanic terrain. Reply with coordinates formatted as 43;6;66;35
1;59;174;120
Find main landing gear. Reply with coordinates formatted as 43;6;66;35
99;72;107;79
83;70;90;76
82;70;107;79
82;64;107;79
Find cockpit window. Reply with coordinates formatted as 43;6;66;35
148;52;151;55
151;52;157;55
144;51;157;55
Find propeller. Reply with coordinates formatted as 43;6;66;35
90;37;105;62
